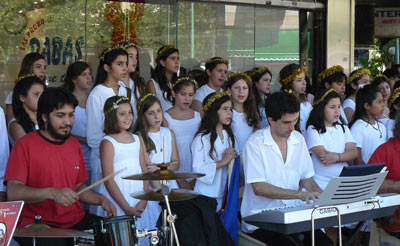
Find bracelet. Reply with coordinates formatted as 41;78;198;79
337;153;341;162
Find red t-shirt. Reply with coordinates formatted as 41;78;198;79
4;131;87;228
368;137;400;232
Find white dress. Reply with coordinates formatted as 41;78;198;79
95;134;149;246
151;79;173;111
191;130;238;211
0;107;9;192
340;107;348;125
164;111;201;172
86;84;128;197
258;105;269;129
343;98;355;111
231;109;254;155
194;84;221;104
350;119;387;163
306;125;355;189
7;118;39;146
385;119;395;139
299;101;312;135
71;106;91;179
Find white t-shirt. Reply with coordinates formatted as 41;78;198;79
343;98;355;111
299;101;312;135
0;107;9;192
350;119;387;163
150;79;173;111
258;105;269;129
385;119;395;139
340;106;348;125
194;84;221;104
306;124;355;189
240;127;314;232
231;110;254;155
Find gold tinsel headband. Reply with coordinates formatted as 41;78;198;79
99;44;127;62
104;97;130;116
172;77;198;90
157;45;178;60
203;91;230;113
205;57;228;66
374;74;389;81
249;66;271;78
280;67;307;85
349;68;371;84
388;88;400;108
313;89;337;107
227;72;252;86
318;65;344;84
15;73;41;84
137;93;157;112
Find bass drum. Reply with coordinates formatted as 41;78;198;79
93;215;138;246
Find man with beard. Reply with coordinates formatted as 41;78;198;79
4;87;116;246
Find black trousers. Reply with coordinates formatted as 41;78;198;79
248;228;333;246
15;213;101;246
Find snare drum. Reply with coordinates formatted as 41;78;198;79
93;215;138;246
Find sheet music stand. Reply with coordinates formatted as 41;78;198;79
311;172;388;246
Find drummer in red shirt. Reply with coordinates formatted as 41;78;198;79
4;87;116;246
368;112;400;235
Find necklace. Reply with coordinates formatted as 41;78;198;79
370;122;382;138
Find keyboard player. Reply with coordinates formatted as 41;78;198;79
240;91;333;246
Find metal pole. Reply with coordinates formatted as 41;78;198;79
191;3;195;59
396;38;399;64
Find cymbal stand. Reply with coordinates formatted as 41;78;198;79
160;182;180;246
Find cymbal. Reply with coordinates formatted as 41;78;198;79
123;169;205;180
131;188;198;201
14;224;92;238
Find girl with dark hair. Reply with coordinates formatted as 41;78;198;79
63;61;93;181
9;74;45;145
192;57;228;115
372;75;391;119
350;84;386;165
279;63;311;135
147;45;180;112
386;81;400;139
249;66;272;128
5;52;46;123
133;93;180;234
191;92;238;211
305;88;357;245
318;65;349;124
343;68;371;122
86;45;129;204
164;77;201;189
225;72;259;154
95;96;151;245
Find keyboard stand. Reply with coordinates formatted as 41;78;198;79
311;206;342;246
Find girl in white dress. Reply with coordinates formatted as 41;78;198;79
165;77;201;189
63;61;93;182
8;75;45;145
5;52;46;124
350;84;387;164
192;57;228;115
133;93;180;232
97;96;151;245
386;82;400;139
250;66;272;128
147;45;180;112
279;64;312;135
343;68;371;122
306;89;358;246
372;75;391;121
317;65;348;124
192;92;238;211
86;45;129;200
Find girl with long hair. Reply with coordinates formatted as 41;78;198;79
371;75;391;120
192;57;228;115
386;81;400;139
147;45;180;112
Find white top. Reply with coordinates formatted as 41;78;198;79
385;119;395;139
258;105;269;129
71;106;91;168
240;127;314;232
148;127;178;189
231;109;254;154
343;98;355;111
96;134;143;216
7;118;39;146
151;79;173;111
299;101;312;135
350;119;387;163
192;130;238;210
194;84;221;104
5;91;12;105
0;107;9;192
306;125;355;189
164;112;201;172
340;106;348;125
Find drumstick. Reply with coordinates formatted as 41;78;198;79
77;168;126;195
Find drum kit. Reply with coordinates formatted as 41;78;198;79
14;163;205;246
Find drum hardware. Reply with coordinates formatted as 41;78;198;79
131;188;197;202
136;228;159;245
